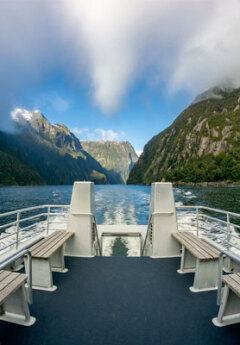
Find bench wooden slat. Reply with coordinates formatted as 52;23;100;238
31;231;66;256
172;232;217;260
180;236;212;260
0;271;27;305
0;271;21;292
223;274;240;296
181;233;213;257
230;273;240;286
183;232;220;257
35;232;74;258
40;232;74;258
29;231;63;255
172;232;211;260
29;231;74;259
0;270;12;281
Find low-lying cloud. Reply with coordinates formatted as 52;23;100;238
72;127;126;141
1;0;240;125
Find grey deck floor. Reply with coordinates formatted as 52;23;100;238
0;256;240;345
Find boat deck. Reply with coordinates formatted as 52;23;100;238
0;256;240;345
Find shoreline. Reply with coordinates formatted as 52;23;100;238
173;181;240;187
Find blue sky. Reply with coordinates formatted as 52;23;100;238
15;74;192;153
1;1;240;154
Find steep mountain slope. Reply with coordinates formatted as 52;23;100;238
0;130;44;186
128;88;240;185
0;109;110;185
81;141;138;183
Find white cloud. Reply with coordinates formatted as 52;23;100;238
60;0;240;110
71;127;89;137
136;150;143;157
95;128;119;141
72;127;126;141
1;0;240;126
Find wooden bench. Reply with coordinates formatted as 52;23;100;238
0;270;35;326
172;232;220;292
213;273;240;326
25;231;74;291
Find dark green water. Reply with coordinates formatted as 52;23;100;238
0;184;240;256
0;184;240;223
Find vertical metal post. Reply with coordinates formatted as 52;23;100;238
217;253;224;306
226;213;230;250
46;206;50;235
16;212;20;249
196;208;199;237
26;251;33;304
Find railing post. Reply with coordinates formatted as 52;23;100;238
226;212;230;250
16;212;20;250
46;206;50;235
196;207;199;237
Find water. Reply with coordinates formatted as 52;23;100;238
1;184;240;221
1;184;240;256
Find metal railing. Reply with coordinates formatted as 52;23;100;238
0;248;33;304
141;211;174;256
217;250;240;306
176;205;240;253
0;205;70;254
91;214;102;256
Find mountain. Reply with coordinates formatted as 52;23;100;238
0;130;44;186
0;108;138;186
81;141;138;183
128;87;240;185
0;109;110;185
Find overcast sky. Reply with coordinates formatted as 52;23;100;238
1;0;240;151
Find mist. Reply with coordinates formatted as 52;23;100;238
1;0;240;125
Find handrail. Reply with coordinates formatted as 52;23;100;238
141;213;153;256
0;204;70;218
92;214;102;256
0;248;33;304
176;205;240;219
0;204;103;257
141;211;174;256
176;204;240;267
217;250;240;306
0;204;70;254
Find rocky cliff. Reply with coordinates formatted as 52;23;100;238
0;109;138;186
128;87;240;185
81;140;138;183
0;109;109;185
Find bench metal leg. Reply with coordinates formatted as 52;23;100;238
25;258;57;292
190;259;218;292
213;286;240;326
50;246;68;273
223;257;240;273
177;246;196;274
0;286;35;326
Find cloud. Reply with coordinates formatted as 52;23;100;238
95;129;119;141
60;0;240;109
72;127;125;141
33;94;69;114
1;0;240;126
136;150;143;157
71;127;89;136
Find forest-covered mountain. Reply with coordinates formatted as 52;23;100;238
0;109;137;186
81;141;138;183
128;87;240;185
